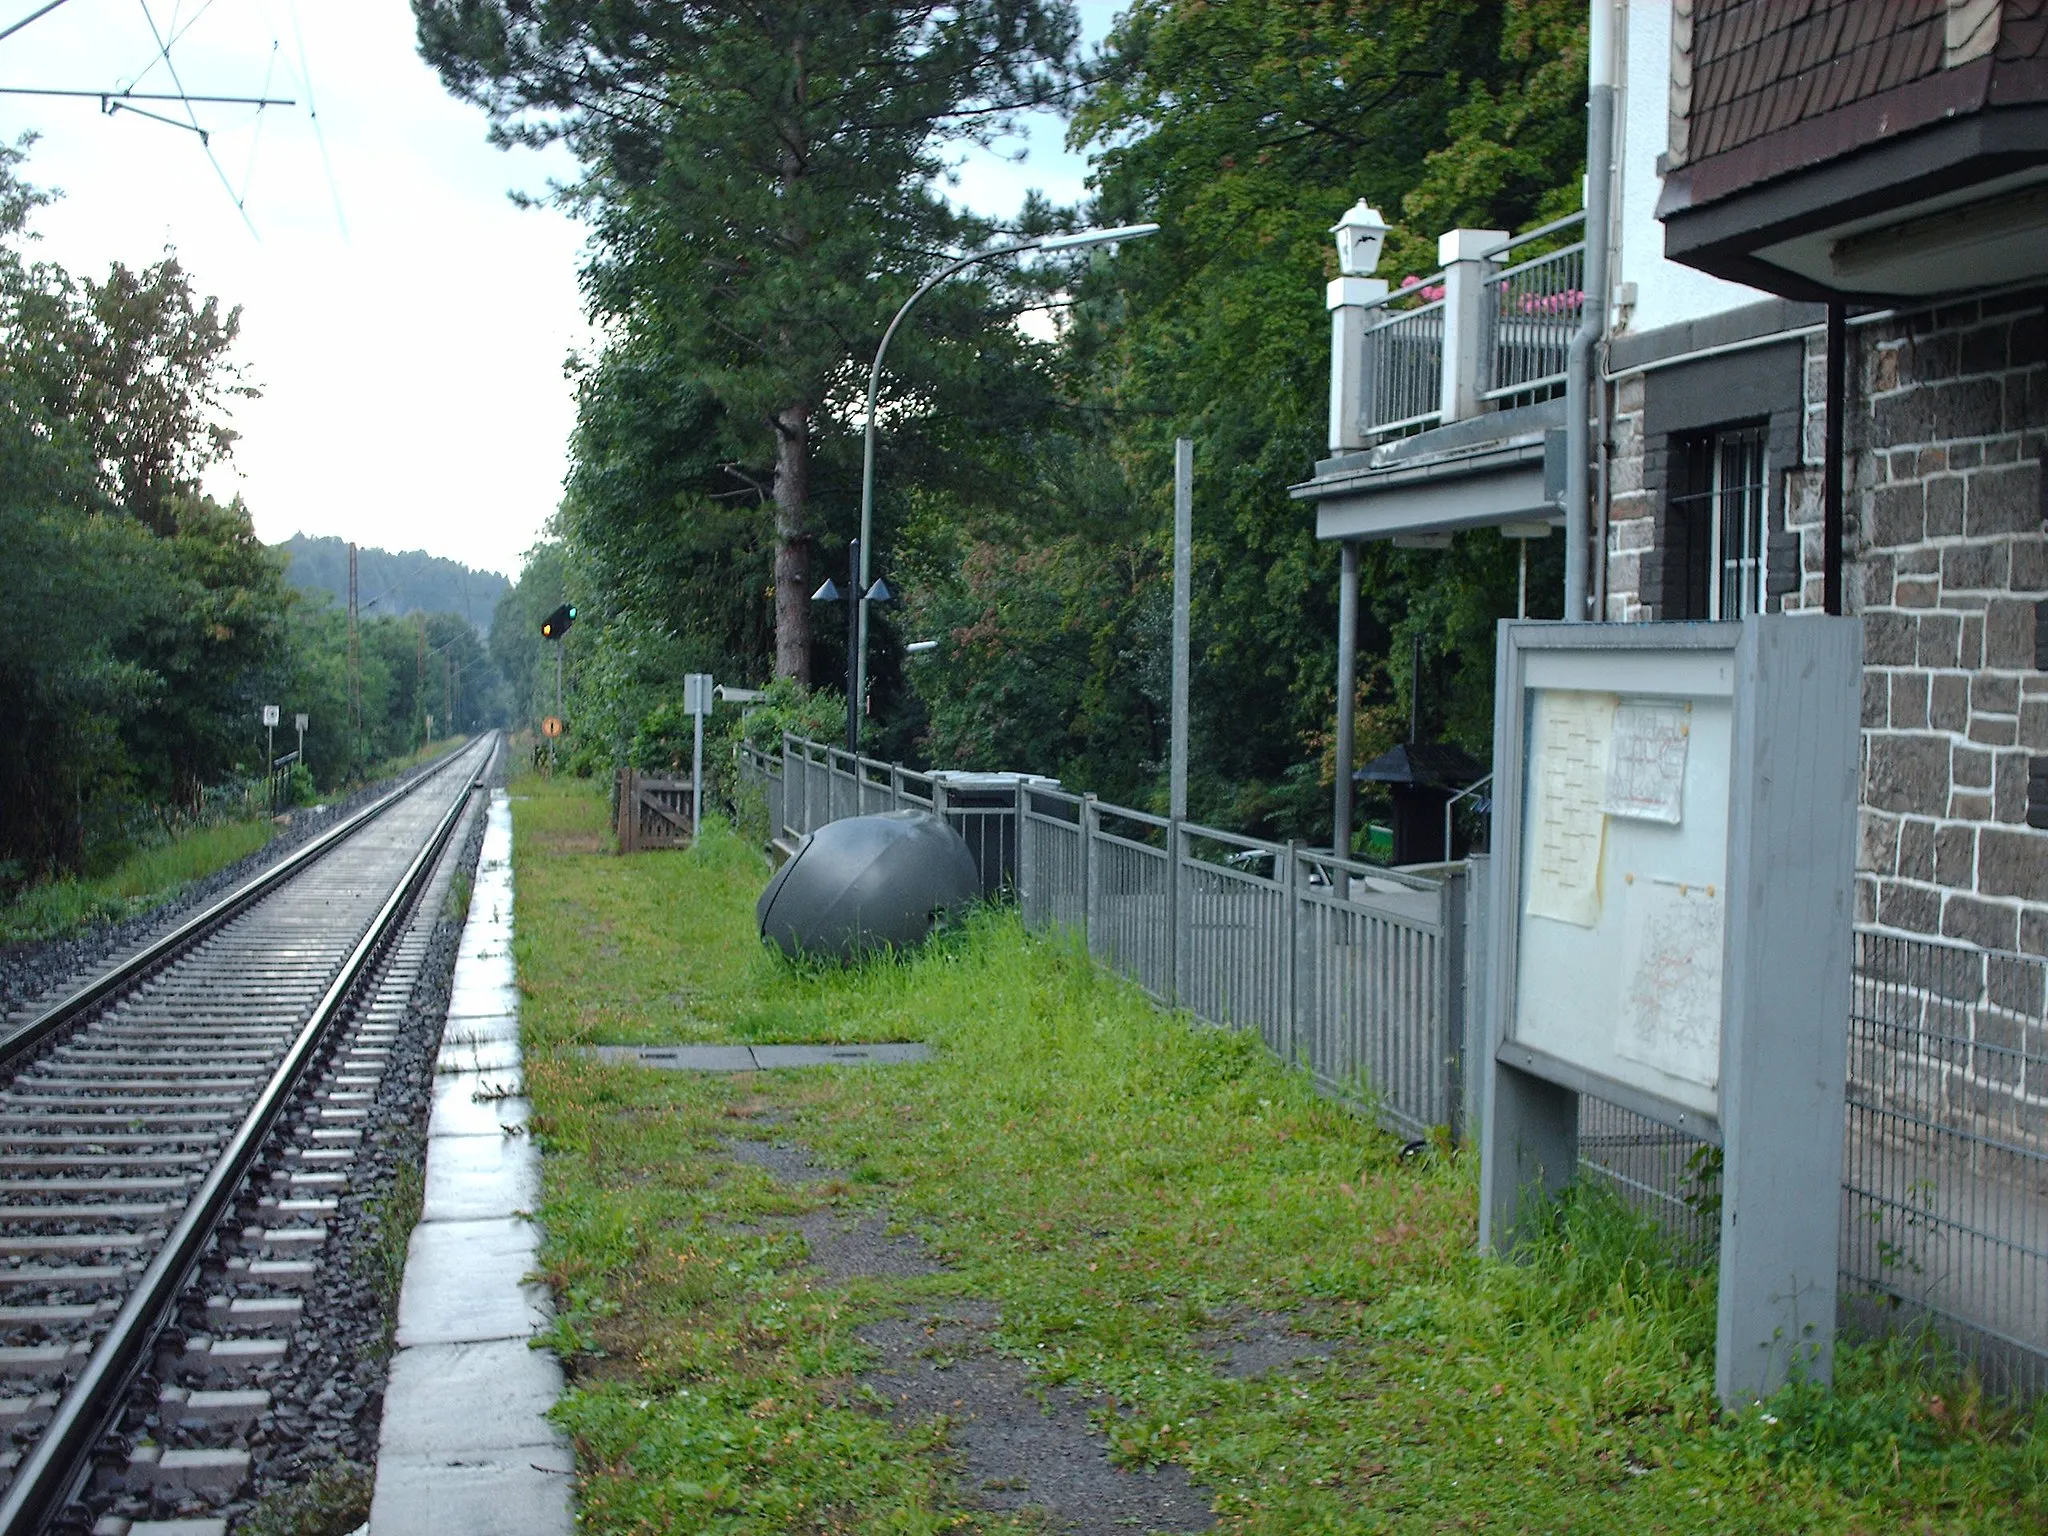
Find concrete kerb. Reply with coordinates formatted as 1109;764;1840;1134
368;789;573;1536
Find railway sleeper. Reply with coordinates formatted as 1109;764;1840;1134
92;1515;228;1536
157;1385;267;1431
122;1443;249;1501
156;1335;287;1381
202;1295;301;1332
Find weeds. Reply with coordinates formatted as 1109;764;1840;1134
510;771;2045;1535
359;1157;425;1317
0;818;276;944
234;1457;373;1536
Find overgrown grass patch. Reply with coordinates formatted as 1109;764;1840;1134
0;817;277;944
512;772;2046;1534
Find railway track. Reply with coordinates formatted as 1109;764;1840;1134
0;737;499;1534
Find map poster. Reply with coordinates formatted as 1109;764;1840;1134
1614;878;1723;1090
1524;690;1615;929
1603;700;1691;825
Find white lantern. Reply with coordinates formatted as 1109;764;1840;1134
1331;200;1389;278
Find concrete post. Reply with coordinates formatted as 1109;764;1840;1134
1437;228;1509;424
1326;276;1389;451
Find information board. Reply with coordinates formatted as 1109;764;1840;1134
1509;647;1735;1118
1481;616;1862;1408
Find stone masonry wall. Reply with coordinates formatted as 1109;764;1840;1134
1846;294;2048;958
1600;293;2047;956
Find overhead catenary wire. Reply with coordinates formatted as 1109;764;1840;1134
284;0;344;238
134;0;255;235
0;0;74;45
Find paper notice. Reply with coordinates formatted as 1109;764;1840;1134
1615;879;1723;1089
1603;701;1691;825
1524;690;1615;928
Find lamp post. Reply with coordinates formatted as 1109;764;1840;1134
813;538;891;754
852;221;1161;737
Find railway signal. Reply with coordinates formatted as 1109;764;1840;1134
540;603;576;769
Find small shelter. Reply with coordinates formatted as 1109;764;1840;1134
1354;741;1486;865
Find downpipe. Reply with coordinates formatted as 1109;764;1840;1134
1565;4;1616;622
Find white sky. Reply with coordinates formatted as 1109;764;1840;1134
0;0;1118;579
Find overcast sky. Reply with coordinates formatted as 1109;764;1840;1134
0;0;1116;578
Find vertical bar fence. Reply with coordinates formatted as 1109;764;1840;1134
1481;211;1586;408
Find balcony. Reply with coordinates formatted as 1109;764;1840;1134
1295;211;1582;547
1342;212;1585;446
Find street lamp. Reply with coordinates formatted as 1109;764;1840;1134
812;538;891;753
851;220;1161;737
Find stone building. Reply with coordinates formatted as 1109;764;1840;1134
1297;0;2048;959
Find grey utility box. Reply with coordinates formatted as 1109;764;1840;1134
1479;616;1861;1407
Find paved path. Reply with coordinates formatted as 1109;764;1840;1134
368;790;574;1536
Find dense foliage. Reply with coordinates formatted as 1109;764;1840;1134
433;0;1587;847
0;144;507;889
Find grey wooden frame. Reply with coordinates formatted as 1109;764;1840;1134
1479;615;1862;1406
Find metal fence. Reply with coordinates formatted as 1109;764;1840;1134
1843;931;2048;1398
1359;279;1446;437
753;737;1470;1142
740;736;2048;1395
1483;211;1585;406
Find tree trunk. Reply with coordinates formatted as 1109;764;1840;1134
771;401;812;682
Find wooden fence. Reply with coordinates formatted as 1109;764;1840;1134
615;768;696;853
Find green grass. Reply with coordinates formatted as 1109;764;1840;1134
511;772;2046;1535
0;817;278;944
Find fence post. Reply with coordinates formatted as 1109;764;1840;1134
1283;840;1300;1065
1082;794;1099;958
1439;864;1468;1143
1327;273;1390;452
931;774;949;827
1015;780;1033;924
890;761;904;813
1165;818;1181;1010
1437;228;1509;422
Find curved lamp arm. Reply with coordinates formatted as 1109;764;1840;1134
852;223;1159;735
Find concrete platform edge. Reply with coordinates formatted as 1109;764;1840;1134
369;788;574;1536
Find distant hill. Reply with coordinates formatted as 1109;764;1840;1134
277;535;510;635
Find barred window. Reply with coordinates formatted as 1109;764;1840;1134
1667;424;1769;621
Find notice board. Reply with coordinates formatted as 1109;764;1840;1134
1509;646;1736;1120
1480;616;1863;1407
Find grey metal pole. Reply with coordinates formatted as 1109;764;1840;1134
1563;9;1616;622
691;707;705;840
857;242;1041;743
1170;437;1193;822
1333;540;1359;865
853;226;1159;745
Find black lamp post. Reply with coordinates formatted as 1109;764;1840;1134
811;537;891;754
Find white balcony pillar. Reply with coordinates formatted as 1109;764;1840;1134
1327;275;1387;452
1437;228;1509;424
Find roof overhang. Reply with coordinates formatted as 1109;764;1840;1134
1659;104;2048;303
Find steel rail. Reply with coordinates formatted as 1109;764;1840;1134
0;741;490;1535
0;740;490;1071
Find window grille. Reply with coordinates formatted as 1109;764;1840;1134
1668;425;1769;620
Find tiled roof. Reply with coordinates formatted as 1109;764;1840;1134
1688;0;1945;164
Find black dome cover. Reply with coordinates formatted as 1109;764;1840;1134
757;810;981;962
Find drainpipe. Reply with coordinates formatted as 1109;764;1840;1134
1823;303;1846;615
1565;0;1616;622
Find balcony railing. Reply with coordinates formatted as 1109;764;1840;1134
1483;211;1585;405
1359;276;1446;436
